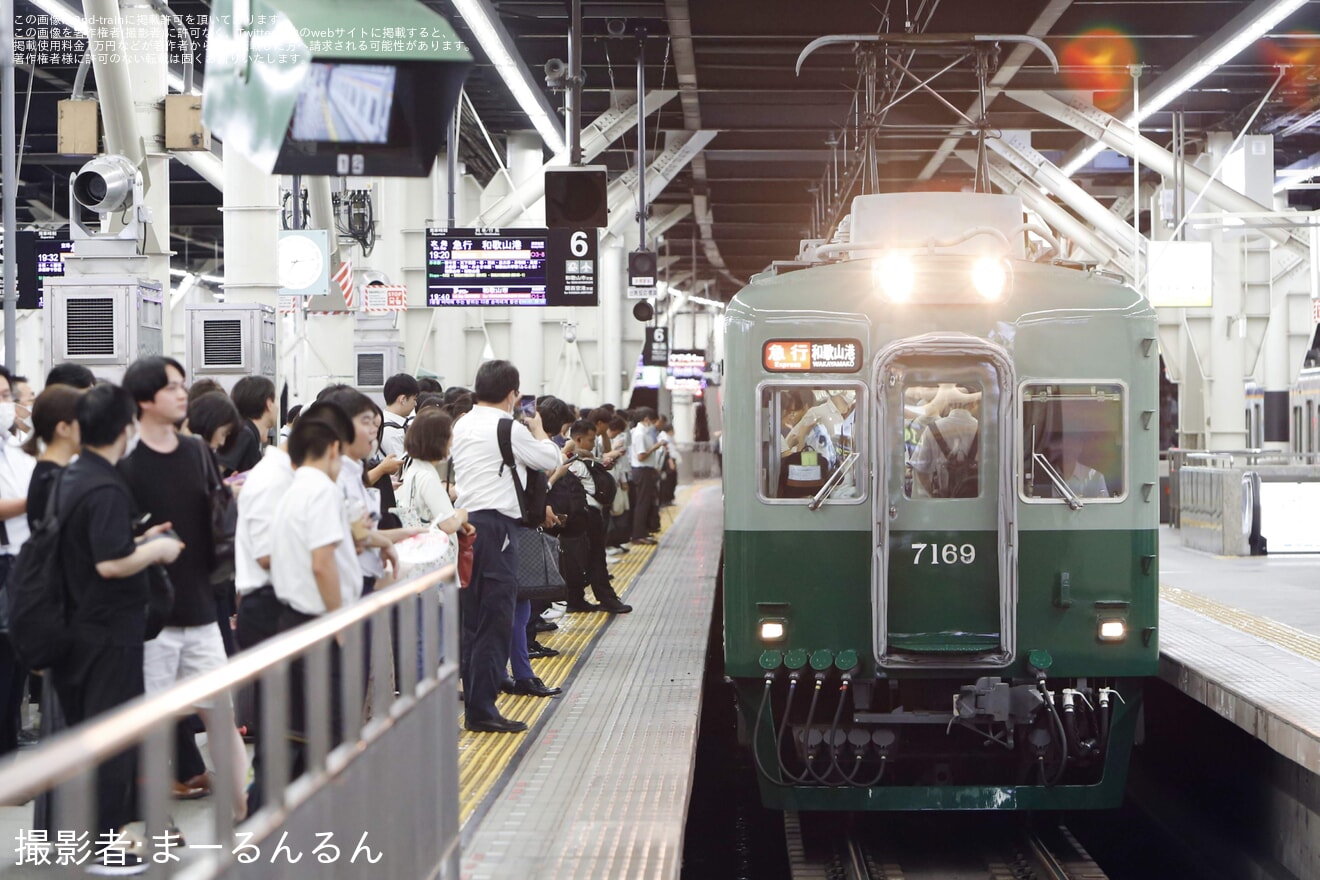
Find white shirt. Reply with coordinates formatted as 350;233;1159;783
0;443;36;552
451;405;562;520
381;410;409;460
271;466;362;616
337;456;384;579
398;459;457;526
234;446;294;594
629;423;657;469
567;456;602;511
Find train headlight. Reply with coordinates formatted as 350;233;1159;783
759;619;787;643
972;257;1008;301
873;254;915;302
1098;619;1127;642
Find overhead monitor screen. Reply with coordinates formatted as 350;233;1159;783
426;228;550;307
291;63;398;145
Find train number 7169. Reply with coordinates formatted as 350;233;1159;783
911;543;976;565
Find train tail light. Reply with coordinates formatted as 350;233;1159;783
759;619;787;643
1098;619;1127;642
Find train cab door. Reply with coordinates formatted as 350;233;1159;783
872;337;1018;668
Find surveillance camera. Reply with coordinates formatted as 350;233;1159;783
544;57;567;88
606;18;627;37
72;154;139;214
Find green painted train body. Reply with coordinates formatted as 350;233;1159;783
721;193;1158;811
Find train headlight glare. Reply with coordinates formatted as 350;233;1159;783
759;620;786;642
1098;619;1127;642
972;257;1008;300
873;254;915;302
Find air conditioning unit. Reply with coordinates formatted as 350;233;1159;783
353;311;404;398
43;276;163;384
185;303;277;392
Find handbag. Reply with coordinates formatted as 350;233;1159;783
513;527;566;603
457;528;476;588
145;563;175;641
196;438;237;586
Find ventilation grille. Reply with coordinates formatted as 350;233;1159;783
65;298;116;357
203;319;244;367
357;352;386;387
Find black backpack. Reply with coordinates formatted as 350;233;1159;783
579;456;618;508
497;418;551;528
928;423;979;499
8;470;116;670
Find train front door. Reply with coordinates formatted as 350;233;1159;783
872;337;1018;668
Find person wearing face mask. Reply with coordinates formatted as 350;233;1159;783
51;383;183;870
0;366;36;758
10;376;35;446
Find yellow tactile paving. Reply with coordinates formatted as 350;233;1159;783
1161;585;1320;665
457;495;687;827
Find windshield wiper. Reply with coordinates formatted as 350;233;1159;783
808;452;860;511
1032;452;1083;510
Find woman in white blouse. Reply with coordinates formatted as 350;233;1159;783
398;409;471;537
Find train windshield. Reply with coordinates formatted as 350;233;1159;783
902;382;983;499
1021;383;1126;502
760;386;861;502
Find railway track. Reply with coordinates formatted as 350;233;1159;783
785;811;1108;880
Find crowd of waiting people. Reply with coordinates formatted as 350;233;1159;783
0;357;680;873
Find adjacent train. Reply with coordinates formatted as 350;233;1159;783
721;191;1160;811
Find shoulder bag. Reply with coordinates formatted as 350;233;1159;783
496;419;566;602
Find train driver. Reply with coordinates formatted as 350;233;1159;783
1059;433;1110;498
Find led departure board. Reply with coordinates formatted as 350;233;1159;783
1;231;74;309
426;227;598;307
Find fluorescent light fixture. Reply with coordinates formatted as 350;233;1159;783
31;0;192;93
1062;0;1306;177
451;0;567;155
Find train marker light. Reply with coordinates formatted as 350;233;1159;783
759;620;787;643
1098;619;1127;642
972;257;1008;300
873;254;915;302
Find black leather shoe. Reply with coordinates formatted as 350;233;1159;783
601;601;633;614
499;677;517;694
513;677;562;697
528;641;560;658
565;601;602;613
533;619;558;632
466;714;529;733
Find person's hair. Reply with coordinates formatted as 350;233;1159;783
44;363;96;390
12;376;29;391
316;383;351;399
442;386;470;405
415;392;446;414
384;373;420;406
288;418;341;467
404;408;454;462
78;383;137;447
781;388;813;412
473;360;519;404
319;387;378;422
230;375;277;420
537;396;576;436
284;404;303;426
608;415;628;433
569;419;595;440
588;406;613;426
22;385;83;456
122;356;186;406
188;391;243;454
633;407;657;423
444;392;475;419
297;400;354;444
417;377;443;394
187;378;224;404
0;365;12;388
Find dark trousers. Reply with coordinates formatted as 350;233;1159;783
461;510;519;723
629;468;659;540
659;462;677;505
235;586;284;813
585;509;622;605
54;642;144;835
0;556;26;758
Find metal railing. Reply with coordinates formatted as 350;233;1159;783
0;567;460;879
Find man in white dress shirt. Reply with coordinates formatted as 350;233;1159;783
450;361;562;733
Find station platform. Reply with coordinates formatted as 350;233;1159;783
459;484;722;880
1158;527;1320;774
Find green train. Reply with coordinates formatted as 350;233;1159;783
721;191;1159;811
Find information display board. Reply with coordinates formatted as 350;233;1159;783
426;227;598;307
762;339;863;373
3;231;74;309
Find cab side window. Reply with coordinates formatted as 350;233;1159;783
759;385;862;502
1022;383;1125;502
